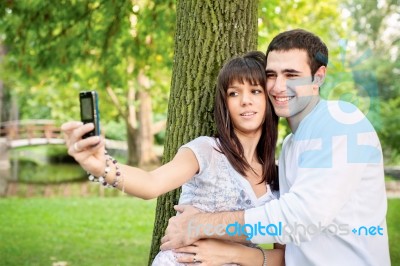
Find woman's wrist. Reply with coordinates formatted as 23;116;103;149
231;244;265;266
87;151;123;189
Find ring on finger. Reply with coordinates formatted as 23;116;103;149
193;255;197;263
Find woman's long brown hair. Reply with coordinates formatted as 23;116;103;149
214;51;279;191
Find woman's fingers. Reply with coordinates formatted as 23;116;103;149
68;135;103;156
61;121;83;132
70;123;95;142
175;252;200;264
174;245;197;254
174;245;200;264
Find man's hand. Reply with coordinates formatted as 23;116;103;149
160;205;201;251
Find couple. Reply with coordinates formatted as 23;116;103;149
62;29;390;265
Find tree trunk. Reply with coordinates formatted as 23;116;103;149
126;122;139;166
138;90;159;166
148;0;258;263
137;71;159;167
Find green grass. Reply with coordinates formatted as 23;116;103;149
388;198;400;264
0;197;156;266
0;197;399;266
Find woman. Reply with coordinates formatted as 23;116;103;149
62;51;284;265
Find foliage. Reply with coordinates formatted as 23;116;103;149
258;0;348;150
341;0;400;159
102;119;127;141
257;0;400;160
258;0;348;53
0;0;175;124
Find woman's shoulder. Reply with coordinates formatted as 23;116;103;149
184;136;218;148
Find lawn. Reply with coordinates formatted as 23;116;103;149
0;197;399;265
0;196;156;266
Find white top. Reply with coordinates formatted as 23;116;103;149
245;100;391;266
179;136;278;211
153;136;278;266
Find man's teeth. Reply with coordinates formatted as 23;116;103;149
275;96;294;102
241;112;256;116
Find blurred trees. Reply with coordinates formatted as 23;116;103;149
342;0;400;163
0;0;399;262
257;0;400;163
257;0;349;148
0;0;175;166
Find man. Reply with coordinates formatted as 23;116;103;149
160;29;391;265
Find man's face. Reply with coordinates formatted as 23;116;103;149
266;49;320;119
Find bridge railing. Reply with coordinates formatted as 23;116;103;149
0;120;62;141
0;120;127;150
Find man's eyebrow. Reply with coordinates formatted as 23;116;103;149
283;69;302;73
265;68;302;74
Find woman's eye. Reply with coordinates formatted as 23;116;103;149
252;89;263;94
228;91;238;97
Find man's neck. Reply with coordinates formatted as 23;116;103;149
288;96;320;133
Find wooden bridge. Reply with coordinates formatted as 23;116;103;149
0;119;127;149
0;120;128;196
0;120;64;148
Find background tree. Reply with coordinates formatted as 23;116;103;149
0;0;175;166
257;0;348;147
342;0;400;163
148;0;259;263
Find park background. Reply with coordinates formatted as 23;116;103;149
0;0;399;265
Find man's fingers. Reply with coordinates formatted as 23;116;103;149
160;236;185;251
160;234;169;245
160;241;172;251
174;204;188;213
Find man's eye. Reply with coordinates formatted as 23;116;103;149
266;74;276;79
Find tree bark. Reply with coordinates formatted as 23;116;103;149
148;0;258;263
138;89;159;166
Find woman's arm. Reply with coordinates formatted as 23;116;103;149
174;239;285;266
61;121;199;199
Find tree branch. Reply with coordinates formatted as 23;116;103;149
106;86;127;118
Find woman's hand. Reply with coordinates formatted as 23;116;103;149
61;121;106;176
174;239;246;266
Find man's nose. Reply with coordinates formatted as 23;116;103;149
271;76;286;94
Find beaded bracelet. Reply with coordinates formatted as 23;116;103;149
255;246;267;266
87;151;122;189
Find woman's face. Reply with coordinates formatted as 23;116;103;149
226;79;266;137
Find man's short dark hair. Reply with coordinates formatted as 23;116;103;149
266;29;328;77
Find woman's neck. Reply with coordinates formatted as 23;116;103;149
235;130;262;164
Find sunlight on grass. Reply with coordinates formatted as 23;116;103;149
0;197;156;266
0;197;398;265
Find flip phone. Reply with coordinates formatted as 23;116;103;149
79;91;100;138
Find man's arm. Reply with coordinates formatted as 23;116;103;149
160;205;248;250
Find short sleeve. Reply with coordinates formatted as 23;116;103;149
179;136;216;175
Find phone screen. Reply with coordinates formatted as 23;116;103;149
81;97;94;121
79;91;100;138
